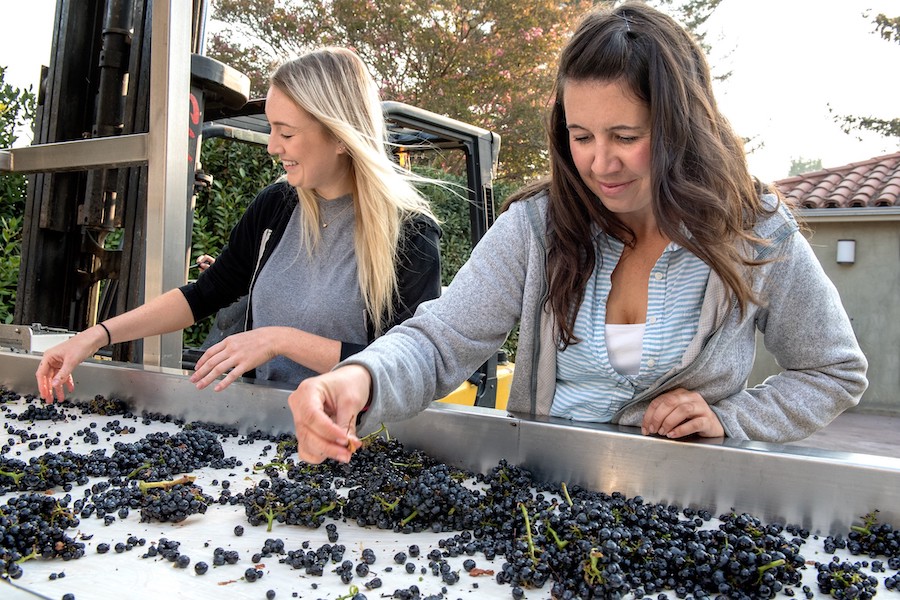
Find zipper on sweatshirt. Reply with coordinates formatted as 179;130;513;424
524;197;550;417
244;228;274;330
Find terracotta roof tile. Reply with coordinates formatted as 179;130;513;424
774;152;900;209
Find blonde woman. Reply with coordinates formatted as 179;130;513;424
36;47;442;401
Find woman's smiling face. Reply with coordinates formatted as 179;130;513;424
564;78;654;223
265;85;351;199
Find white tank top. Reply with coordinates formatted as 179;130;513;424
605;323;646;376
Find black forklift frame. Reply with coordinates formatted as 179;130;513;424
0;0;504;408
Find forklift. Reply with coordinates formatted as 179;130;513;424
0;0;508;408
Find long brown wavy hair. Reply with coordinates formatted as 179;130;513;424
506;2;779;348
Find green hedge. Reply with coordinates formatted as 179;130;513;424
0;68;35;324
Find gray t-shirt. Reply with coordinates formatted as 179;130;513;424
251;194;367;383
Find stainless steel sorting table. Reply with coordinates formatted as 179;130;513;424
2;350;899;599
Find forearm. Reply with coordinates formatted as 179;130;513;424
100;289;197;345
735;235;868;440
269;327;343;375
37;289;198;402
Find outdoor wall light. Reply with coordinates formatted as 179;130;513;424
836;239;856;265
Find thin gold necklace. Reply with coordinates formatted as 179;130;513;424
321;201;353;228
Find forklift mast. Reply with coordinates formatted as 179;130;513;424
0;0;503;407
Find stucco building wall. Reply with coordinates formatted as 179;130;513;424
749;215;900;415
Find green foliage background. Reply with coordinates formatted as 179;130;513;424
0;67;35;324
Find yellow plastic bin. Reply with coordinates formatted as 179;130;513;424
437;362;514;411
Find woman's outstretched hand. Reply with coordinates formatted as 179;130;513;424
35;327;106;403
288;365;372;464
190;328;282;392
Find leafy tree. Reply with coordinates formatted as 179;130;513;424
873;12;900;43
209;1;725;186
832;11;900;141
0;67;36;323
209;0;594;184
788;157;823;177
656;0;724;51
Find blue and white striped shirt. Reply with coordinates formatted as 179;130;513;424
552;233;710;421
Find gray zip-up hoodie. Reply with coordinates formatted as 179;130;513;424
347;192;867;442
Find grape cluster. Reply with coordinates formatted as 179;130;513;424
341;442;478;534
397;464;481;533
14;402;67;422
815;556;879;599
77;394;130;416
238;476;339;530
847;511;900;559
139;481;213;523
1;417;236;494
75;480;145;520
100;428;230;480
0;493;85;577
329;435;438;488
0;386;21;404
212;545;241;566
0;450;90;492
252;537;285;563
142;537;183;564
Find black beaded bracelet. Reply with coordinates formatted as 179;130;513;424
97;322;112;347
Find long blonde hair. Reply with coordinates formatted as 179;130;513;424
270;47;437;334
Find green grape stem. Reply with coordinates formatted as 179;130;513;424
125;462;153;479
518;502;538;565
16;546;40;564
50;501;76;525
0;468;24;485
561;482;573;507
756;558;786;583
254;501;284;533
375;495;401;512
833;569;865;588
388;460;423;469
312;501;337;518
400;509;419;527
253;461;287;472
545;522;570;550
138;475;196;493
361;423;388;444
851;510;880;536
583;548;605;586
336;585;360;600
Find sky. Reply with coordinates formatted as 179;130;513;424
1;0;898;182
